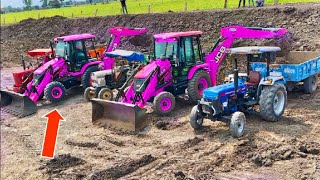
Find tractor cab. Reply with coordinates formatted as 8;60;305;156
226;46;279;85
154;31;203;77
55;34;98;72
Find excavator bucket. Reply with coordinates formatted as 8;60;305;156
91;98;148;132
0;90;37;117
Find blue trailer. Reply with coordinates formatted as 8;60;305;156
251;51;320;93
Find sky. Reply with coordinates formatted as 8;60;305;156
1;0;42;8
0;0;88;8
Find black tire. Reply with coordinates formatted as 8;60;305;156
187;70;212;104
81;66;99;89
190;105;204;130
44;81;66;103
84;87;96;102
259;83;287;122
303;74;318;94
229;111;246;138
98;87;113;100
153;92;175;116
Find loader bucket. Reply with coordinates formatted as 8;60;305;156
0;90;37;117
91;99;148;132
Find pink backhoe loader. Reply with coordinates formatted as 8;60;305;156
0;27;147;117
91;25;289;132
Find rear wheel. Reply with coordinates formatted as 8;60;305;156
304;74;318;94
153;92;175;116
190;105;204;130
229;111;246;138
44;81;66;103
84;87;96;102
81;66;99;89
259;83;287;121
188;70;211;104
98;87;113;101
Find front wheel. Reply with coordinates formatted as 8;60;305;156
44;81;66;103
84;87;96;102
187;70;212;104
153;92;175;116
304;74;318;94
259;83;287;121
98;87;113;101
229;111;246;138
190;105;204;130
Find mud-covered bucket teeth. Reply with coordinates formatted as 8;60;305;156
0;90;37;117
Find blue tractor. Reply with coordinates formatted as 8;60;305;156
190;46;288;137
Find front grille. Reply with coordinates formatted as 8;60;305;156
202;104;212;114
134;78;145;92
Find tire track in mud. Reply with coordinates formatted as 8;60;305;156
88;154;156;180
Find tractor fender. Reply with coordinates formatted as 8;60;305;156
187;64;209;80
257;76;286;99
81;61;101;73
258;76;286;86
69;61;101;77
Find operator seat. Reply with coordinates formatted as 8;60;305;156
245;71;261;86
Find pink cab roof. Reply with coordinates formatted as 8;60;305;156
54;34;96;42
154;31;203;40
27;49;54;56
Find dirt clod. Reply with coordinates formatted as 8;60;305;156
89;154;156;180
40;154;86;175
174;171;186;180
181;137;204;149
65;140;98;148
156;121;170;130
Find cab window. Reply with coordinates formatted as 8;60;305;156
184;37;194;64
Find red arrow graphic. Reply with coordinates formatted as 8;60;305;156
41;109;64;158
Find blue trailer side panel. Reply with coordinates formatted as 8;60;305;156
251;57;320;82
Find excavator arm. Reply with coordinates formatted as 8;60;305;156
205;25;289;85
102;27;148;70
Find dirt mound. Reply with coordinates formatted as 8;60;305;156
88;154;156;180
1;3;320;68
65;139;99;148
181;137;204;149
39;154;86;175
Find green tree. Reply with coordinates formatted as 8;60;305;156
22;0;33;10
40;0;48;8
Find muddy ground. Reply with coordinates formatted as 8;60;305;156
1;3;320;180
1;65;320;180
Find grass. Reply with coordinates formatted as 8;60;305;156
1;0;318;25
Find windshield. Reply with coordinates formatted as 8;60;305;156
155;42;178;59
55;42;68;58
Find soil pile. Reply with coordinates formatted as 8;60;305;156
1;3;320;67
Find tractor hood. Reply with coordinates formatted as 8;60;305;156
134;59;171;79
34;58;65;75
203;80;246;100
